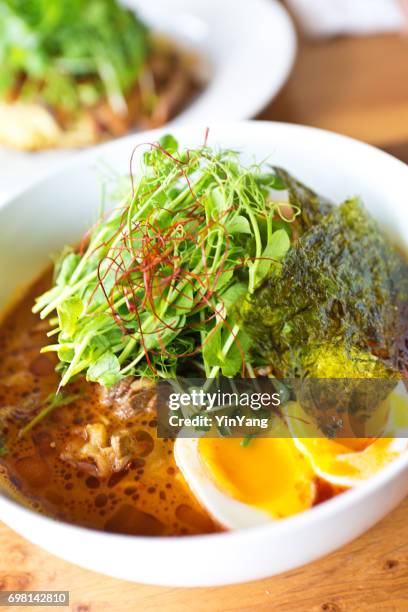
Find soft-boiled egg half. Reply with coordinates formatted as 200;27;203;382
175;391;408;530
175;436;316;529
285;393;408;489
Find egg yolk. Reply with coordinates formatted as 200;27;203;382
296;437;399;480
286;392;408;485
198;437;315;519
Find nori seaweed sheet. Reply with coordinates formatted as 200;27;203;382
273;167;334;232
240;181;408;432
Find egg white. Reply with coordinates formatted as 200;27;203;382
174;438;271;530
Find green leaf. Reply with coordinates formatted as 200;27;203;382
220;351;241;377
213;269;234;294
57;345;75;363
255;229;290;287
57;296;84;337
220;282;248;311
141;314;184;352
202;325;222;368
159;134;178;154
171;283;194;313
55;252;81;286
226;215;252;235
210;187;229;218
256;172;287;190
75;313;112;342
87;351;121;387
104;326;125;347
272;219;293;238
266;229;291;260
220;328;251;377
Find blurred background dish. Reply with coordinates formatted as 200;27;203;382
0;0;296;203
0;0;205;151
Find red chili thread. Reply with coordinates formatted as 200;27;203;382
78;139;277;374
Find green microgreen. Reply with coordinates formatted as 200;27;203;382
240;435;253;448
19;391;81;438
34;134;297;387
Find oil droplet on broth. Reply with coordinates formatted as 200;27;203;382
0;272;220;536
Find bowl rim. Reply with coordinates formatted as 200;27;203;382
0;119;407;547
2;119;408;211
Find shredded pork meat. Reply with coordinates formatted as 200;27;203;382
100;377;156;421
61;423;134;478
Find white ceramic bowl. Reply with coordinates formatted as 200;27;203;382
0;0;296;203
0;122;407;587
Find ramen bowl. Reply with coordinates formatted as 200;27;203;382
0;121;407;586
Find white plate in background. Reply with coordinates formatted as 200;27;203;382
0;0;296;203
